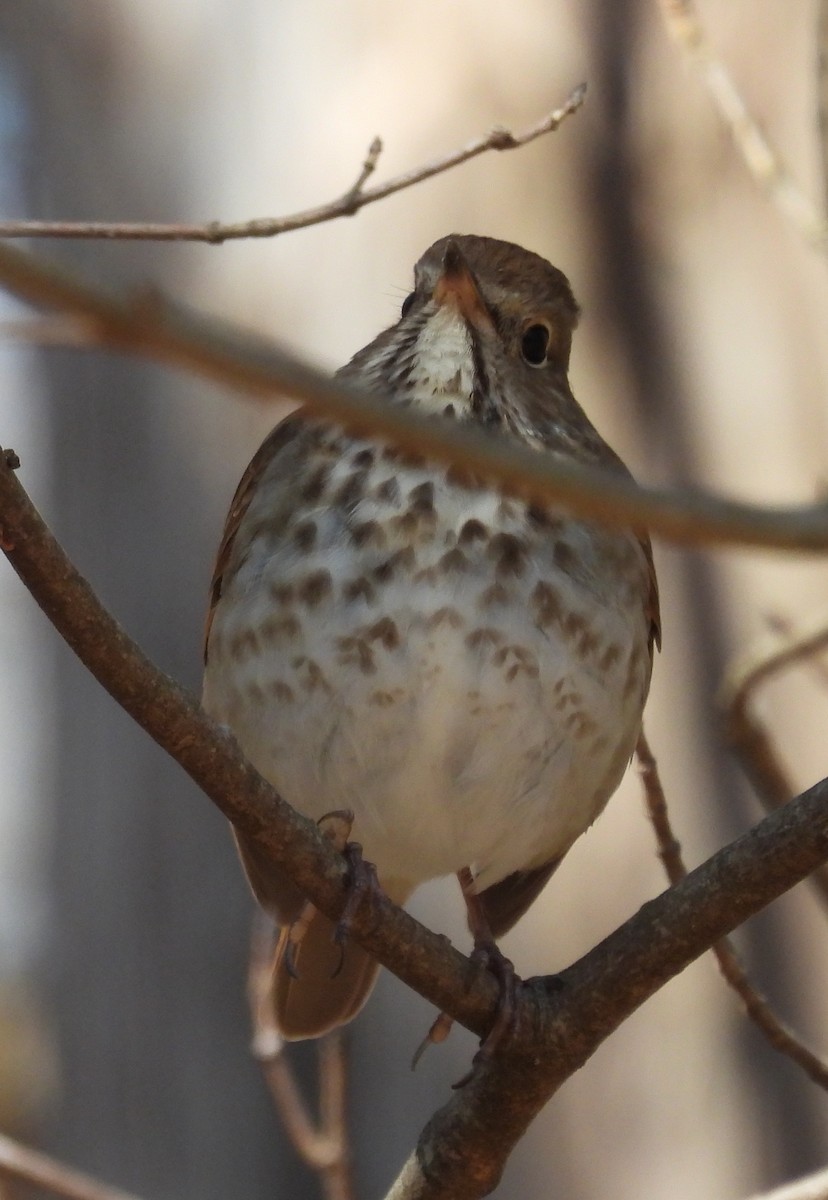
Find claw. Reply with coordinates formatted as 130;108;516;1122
417;866;523;1086
283;809;382;982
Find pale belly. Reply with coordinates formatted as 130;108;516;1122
203;457;652;895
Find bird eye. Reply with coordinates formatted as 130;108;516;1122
520;323;551;367
400;292;416;319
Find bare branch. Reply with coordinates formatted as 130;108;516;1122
656;0;827;247
0;1133;145;1200
1;243;828;552
0;89;586;244
248;915;354;1200
722;612;828;911
637;732;828;1092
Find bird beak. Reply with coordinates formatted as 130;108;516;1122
432;240;494;331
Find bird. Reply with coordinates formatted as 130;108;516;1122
202;233;660;1041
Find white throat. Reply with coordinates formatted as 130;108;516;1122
407;305;475;414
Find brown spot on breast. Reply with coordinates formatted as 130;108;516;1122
459;518;488;545
298;570;333;607
335;470;368;510
292;521;317;552
374;476;401;505
369;690;397;707
268;680;295;702
488;531;527;577
412;566;438;585
351;447;375;469
466;627;504;650
300;464;330;504
553;541;577;574
260;614;301;644
532;580;564;628
373;545;416;583
269;583;295;606
479;582;510;608
229;628;260;660
288;657;332;694
527;505;563;532
565;711;598;739
366;617;401;650
426;606;463;630
343;576;376;604
392;510;423;537
336;635;375;674
493;644;540;679
350;519;386;548
438;547;470;574
598;644;621;672
303;660;332;693
443;403;456;418
408;481;435;511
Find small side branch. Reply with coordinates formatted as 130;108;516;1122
637;731;828;1092
0;88;586;244
722;612;828;911
656;0;827;247
248;915;354;1200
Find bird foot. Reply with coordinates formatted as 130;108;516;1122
413;869;522;1083
284;809;381;980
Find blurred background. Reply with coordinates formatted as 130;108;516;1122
0;1;827;1197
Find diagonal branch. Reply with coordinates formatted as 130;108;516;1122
722;612;828;911
1;242;828;552
0;1132;146;1200
0;89;586;243
637;731;828;1092
656;0;827;247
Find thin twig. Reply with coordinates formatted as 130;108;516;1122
0;89;586;244
248;914;354;1200
721;612;828;911
656;0;828;247
1;243;828;552
636;731;828;1092
0;1133;145;1200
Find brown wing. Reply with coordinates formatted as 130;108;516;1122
638;534;661;653
477;859;562;939
203;415;305;663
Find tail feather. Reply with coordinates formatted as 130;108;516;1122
271;909;380;1040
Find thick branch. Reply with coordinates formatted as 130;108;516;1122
3;450;828;1199
0;90;585;243
1;243;828;552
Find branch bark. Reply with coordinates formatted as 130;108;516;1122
1;242;828;552
0;89;585;243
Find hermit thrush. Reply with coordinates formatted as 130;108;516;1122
202;234;659;1040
